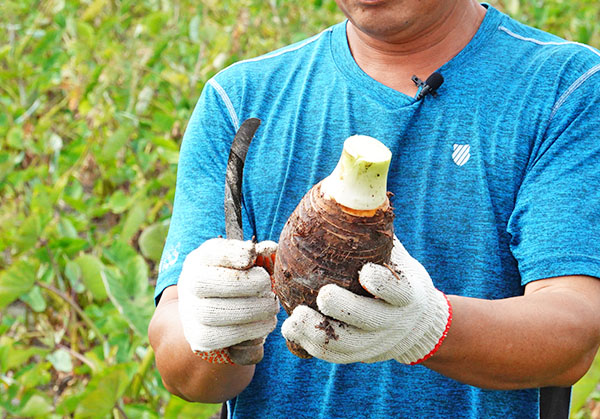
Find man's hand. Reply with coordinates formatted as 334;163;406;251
281;237;452;364
178;238;279;364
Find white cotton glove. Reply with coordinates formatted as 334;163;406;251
281;237;452;365
178;238;280;364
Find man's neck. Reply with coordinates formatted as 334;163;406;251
346;1;487;96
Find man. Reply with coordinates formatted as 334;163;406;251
149;0;600;417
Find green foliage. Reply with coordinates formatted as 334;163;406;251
0;0;343;416
571;350;600;418
0;0;598;417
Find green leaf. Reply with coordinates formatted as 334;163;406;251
107;189;130;214
0;260;37;309
74;255;108;301
75;21;95;43
104;241;137;269
571;349;600;412
14;213;45;253
150;136;179;151
65;260;85;293
58;217;78;239
123;404;160;419
0;338;48;374
102;267;154;337
0;152;18;181
49;237;89;256
16;362;52;390
7;126;25;149
81;0;108;21
138;220;170;262
55;392;85;416
164;395;222;418
47;349;73;373
120;202;149;242
17;393;54;418
144;12;169;36
123;255;149;296
151;113;177;133
99;125;134;163
74;363;137;419
21;285;47;312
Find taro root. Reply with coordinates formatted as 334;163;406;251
273;135;395;358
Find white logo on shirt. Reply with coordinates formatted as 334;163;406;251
159;243;180;274
452;144;471;166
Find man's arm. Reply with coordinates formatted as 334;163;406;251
148;285;255;403
424;275;600;390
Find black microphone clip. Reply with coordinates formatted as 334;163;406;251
412;72;444;100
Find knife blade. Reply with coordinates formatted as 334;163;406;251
224;117;261;241
223;117;264;366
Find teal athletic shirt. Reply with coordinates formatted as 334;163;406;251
155;4;600;418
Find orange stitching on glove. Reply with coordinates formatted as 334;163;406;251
195;349;234;364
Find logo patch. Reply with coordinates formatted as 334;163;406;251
159;243;180;274
452;144;470;166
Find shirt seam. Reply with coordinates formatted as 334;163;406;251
207;27;333;130
498;25;600;122
549;63;600;120
207;78;240;131
498;25;600;58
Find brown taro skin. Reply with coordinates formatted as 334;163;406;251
273;181;395;317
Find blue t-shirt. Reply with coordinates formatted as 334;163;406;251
155;5;600;418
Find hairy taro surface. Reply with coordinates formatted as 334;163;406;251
273;182;394;315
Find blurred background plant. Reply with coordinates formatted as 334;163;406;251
0;0;598;417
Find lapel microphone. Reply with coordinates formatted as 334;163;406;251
412;72;444;100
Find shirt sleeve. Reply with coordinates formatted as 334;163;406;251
508;67;600;285
154;79;238;303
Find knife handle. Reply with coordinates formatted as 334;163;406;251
227;250;276;365
228;339;265;365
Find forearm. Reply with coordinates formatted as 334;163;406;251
148;290;255;403
425;277;600;389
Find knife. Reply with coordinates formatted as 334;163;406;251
223;117;264;365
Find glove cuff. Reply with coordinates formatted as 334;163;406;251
397;290;453;365
195;348;234;364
